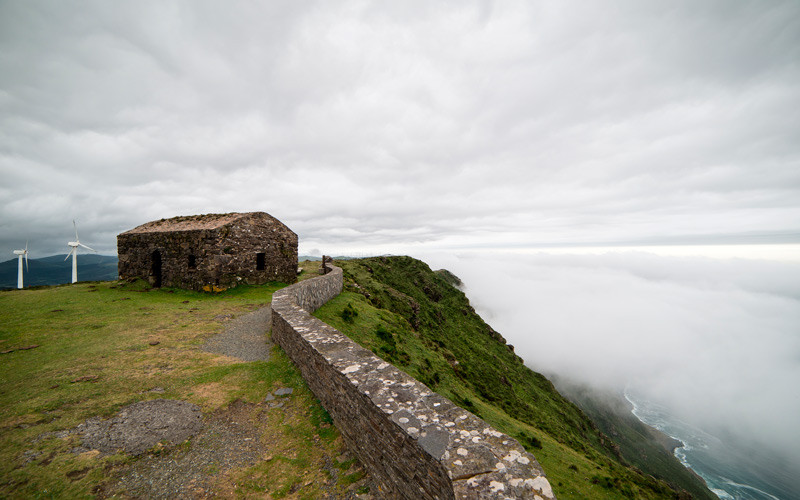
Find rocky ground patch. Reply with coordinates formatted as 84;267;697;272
74;399;203;456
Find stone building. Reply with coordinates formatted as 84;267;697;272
117;212;297;290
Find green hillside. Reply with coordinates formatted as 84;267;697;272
313;256;715;500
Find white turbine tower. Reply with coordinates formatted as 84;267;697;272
66;221;96;283
12;242;28;289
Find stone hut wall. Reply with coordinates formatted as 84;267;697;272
212;218;298;286
271;266;556;500
117;215;297;290
118;230;212;289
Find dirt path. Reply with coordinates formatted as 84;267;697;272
201;306;272;361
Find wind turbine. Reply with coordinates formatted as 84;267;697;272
12;242;28;289
66;220;96;283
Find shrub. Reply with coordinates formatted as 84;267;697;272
375;324;393;343
591;475;617;489
340;303;358;323
517;431;543;450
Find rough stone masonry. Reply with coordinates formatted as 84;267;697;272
271;265;556;500
118;212;297;291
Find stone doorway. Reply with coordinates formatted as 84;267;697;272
151;250;162;288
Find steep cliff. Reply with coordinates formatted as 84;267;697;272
313;256;716;500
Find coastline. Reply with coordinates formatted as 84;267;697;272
623;390;791;500
622;391;717;495
621;390;685;454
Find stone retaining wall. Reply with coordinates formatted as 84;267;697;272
271;266;556;500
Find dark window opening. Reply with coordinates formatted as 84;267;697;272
188;254;197;269
256;252;266;271
151;250;162;288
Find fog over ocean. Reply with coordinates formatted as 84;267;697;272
421;245;800;500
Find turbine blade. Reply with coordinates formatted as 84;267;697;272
25;252;28;272
79;243;96;252
64;251;71;261
74;220;79;241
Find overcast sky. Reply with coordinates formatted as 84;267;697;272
1;0;799;257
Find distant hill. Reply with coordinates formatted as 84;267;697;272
0;254;119;290
299;256;392;262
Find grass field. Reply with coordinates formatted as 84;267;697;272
0;263;366;499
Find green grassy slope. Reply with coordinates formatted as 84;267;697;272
314;256;714;500
0;276;366;498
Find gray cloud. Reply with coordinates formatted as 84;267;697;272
1;0;799;258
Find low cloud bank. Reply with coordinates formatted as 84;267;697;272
423;250;800;472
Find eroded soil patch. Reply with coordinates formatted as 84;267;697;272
97;399;263;498
75;399;202;456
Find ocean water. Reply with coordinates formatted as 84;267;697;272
624;390;791;500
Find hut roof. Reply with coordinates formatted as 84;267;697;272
120;212;282;235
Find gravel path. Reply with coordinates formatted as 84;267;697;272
201;306;272;361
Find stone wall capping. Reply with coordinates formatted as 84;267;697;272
272;264;556;499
